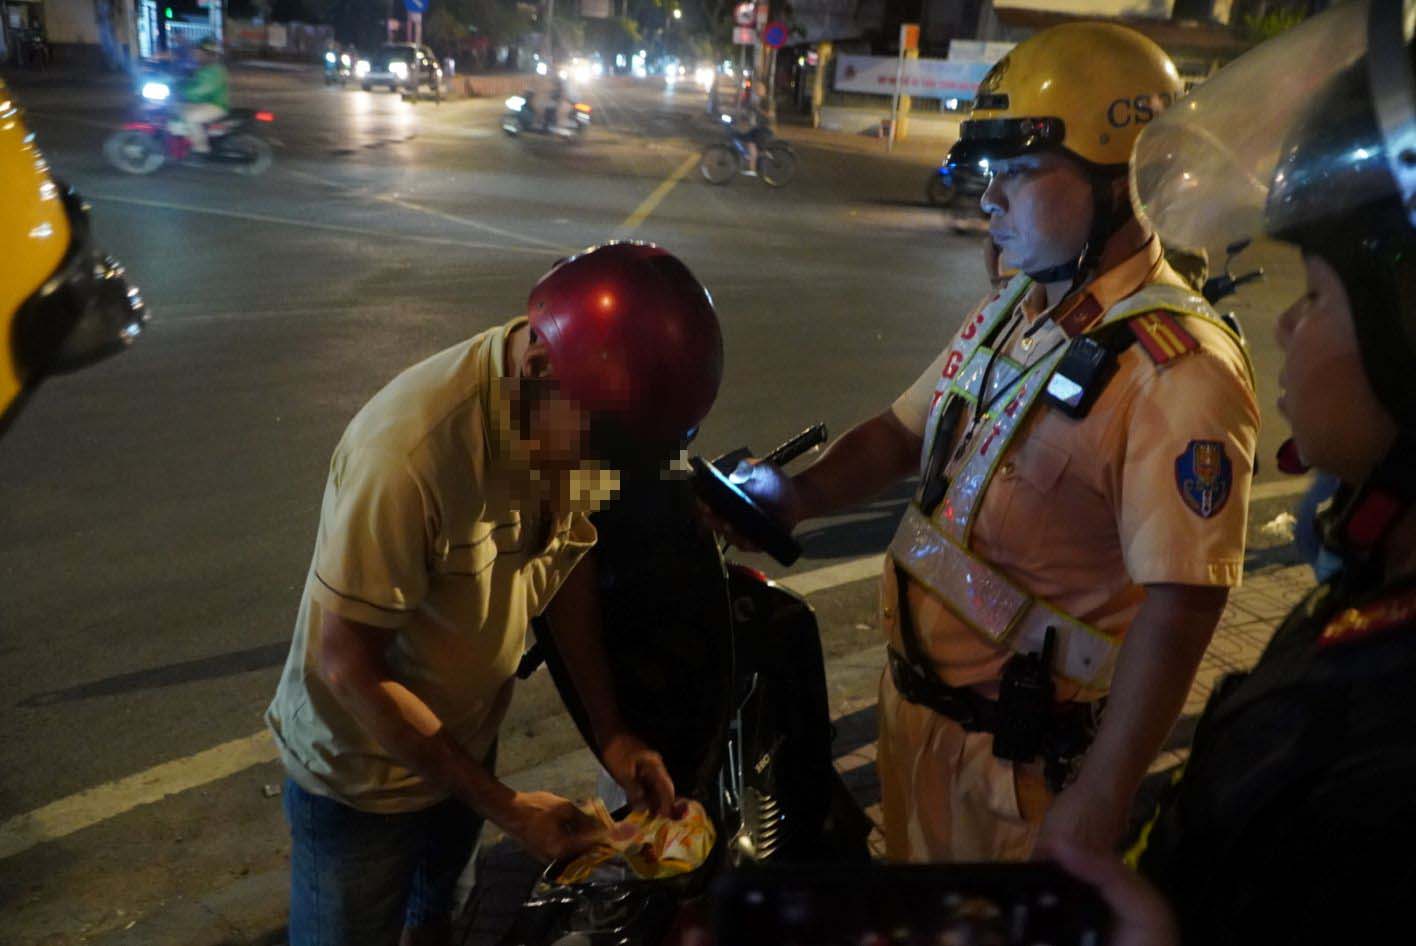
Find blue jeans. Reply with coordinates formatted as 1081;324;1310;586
282;778;485;946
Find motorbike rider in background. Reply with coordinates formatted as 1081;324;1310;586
178;39;230;154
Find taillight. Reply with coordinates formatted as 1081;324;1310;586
255;111;275;122
728;563;771;586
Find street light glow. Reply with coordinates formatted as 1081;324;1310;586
673;7;682;18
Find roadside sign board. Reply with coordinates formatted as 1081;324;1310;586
762;21;788;48
733;25;756;44
733;2;754;26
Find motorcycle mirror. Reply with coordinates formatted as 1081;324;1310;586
1224;236;1252;258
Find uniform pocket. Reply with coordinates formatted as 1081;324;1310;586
992;438;1072;550
1013;438;1070;494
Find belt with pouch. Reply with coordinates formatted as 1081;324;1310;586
886;647;1099;792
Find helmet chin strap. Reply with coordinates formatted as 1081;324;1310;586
1024;166;1131;289
1025;258;1081;284
1315;429;1416;586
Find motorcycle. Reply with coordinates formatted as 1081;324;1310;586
502;91;591;139
927;138;992;209
502;424;873;946
103;74;275;176
323;47;356;86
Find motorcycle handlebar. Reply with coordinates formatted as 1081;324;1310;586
709;424;828;476
763;424;828;468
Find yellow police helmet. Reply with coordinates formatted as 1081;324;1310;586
0;78;145;436
962;22;1183;168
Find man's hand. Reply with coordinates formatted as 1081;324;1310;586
601;732;676;817
506;791;606;863
1047;841;1179;946
1033;780;1130;858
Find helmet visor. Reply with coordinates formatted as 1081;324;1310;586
1129;0;1401;252
958;116;1066;161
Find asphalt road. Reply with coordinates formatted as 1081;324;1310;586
0;65;1305;944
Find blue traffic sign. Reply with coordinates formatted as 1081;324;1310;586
762;21;787;48
404;0;427;14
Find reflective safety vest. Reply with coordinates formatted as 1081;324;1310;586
890;279;1252;690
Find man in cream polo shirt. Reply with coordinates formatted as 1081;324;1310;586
267;243;724;946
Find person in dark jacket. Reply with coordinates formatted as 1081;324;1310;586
1050;1;1416;943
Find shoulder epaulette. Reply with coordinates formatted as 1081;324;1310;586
1128;310;1201;366
1319;586;1416;650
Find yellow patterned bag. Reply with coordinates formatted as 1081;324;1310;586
556;799;716;885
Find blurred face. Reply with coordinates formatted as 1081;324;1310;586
517;333;591;470
1275;255;1398;483
980;151;1094;276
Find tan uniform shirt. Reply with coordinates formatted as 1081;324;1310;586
266;317;599;813
878;240;1259;861
889;238;1258;697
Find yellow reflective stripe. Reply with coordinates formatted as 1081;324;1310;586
890;504;1123;688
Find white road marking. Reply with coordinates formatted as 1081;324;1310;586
777;555;885;596
87;193;565;258
277;166;567;251
0;732;276;862
0;483;1309;859
0;549;889;861
374;193;569;250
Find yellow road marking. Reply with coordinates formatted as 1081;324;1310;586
615;151;699;235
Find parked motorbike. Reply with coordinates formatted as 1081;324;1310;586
103;75;275;176
503;424;872;946
927;138;992;209
502;91;591;139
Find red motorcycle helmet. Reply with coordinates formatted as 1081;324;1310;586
527;242;723;446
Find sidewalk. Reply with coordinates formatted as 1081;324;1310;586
776;111;944;167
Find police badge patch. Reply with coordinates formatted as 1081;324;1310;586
1175;440;1232;519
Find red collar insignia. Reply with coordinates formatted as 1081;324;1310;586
1318;586;1416;650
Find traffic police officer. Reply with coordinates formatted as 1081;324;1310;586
1109;0;1416;942
1;78;145;439
728;23;1259;861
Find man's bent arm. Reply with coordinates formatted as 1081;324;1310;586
317;613;518;826
792;409;922;523
1040;583;1228;853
